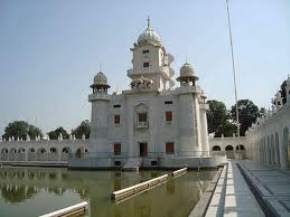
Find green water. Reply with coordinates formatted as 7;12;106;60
0;167;216;217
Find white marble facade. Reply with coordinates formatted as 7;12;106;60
86;19;210;168
246;76;290;169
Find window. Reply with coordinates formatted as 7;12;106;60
143;62;149;68
114;161;121;166
142;49;149;54
114;115;120;124
113;143;121;155
166;142;174;154
164;101;173;104
138;113;147;122
165;111;173;122
113;104;121;108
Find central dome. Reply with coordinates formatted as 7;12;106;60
137;18;161;46
94;72;108;85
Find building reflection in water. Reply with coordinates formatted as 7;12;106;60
0;167;216;217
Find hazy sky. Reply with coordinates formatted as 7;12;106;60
0;0;290;135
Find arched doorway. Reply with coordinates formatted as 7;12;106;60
75;148;84;159
9;148;17;161
18;148;26;161
49;147;58;161
236;144;246;160
61;147;71;161
271;135;276;165
281;127;289;169
37;148;47;161
282;127;289;169
225;145;234;159
28;148;36;161
1;148;8;161
275;132;280;167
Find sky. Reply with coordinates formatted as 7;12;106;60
0;0;290;135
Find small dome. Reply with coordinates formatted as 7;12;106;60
180;62;195;77
94;72;108;85
137;18;161;46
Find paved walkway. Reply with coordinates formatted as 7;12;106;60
238;160;290;217
206;160;264;217
224;161;264;217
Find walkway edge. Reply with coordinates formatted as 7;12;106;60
188;165;226;217
236;163;278;217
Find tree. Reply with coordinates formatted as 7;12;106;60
280;80;287;105
72;120;90;139
231;99;259;136
207;100;228;134
48;127;69;140
2;121;43;140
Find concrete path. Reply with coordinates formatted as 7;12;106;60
223;161;264;217
238;160;290;217
205;161;264;217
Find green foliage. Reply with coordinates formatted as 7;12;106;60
216;121;237;137
231;99;260;136
2;121;43;140
48;127;69;140
207;100;229;134
207;100;236;137
280;80;287;105
72;120;90;139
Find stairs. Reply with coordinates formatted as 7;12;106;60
123;158;141;171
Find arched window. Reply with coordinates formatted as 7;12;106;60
38;148;46;154
75;148;83;159
212;146;221;151
29;148;35;153
18;148;25;153
225;145;234;151
10;148;17;153
50;147;57;153
62;147;71;153
236;144;245;151
1;148;8;153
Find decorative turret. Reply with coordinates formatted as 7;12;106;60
58;133;63;141
90;71;110;94
177;62;199;86
274;91;283;110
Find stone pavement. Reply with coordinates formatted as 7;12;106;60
223;161;265;217
205;160;264;217
238;160;290;217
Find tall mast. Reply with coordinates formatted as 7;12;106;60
226;0;240;137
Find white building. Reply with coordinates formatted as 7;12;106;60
246;76;290;169
84;19;212;169
0;19;228;169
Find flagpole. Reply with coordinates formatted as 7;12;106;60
225;0;240;137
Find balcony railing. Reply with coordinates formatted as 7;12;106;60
135;121;149;129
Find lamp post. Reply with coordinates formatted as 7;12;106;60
225;0;240;137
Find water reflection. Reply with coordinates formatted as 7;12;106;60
0;167;216;217
0;184;38;203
